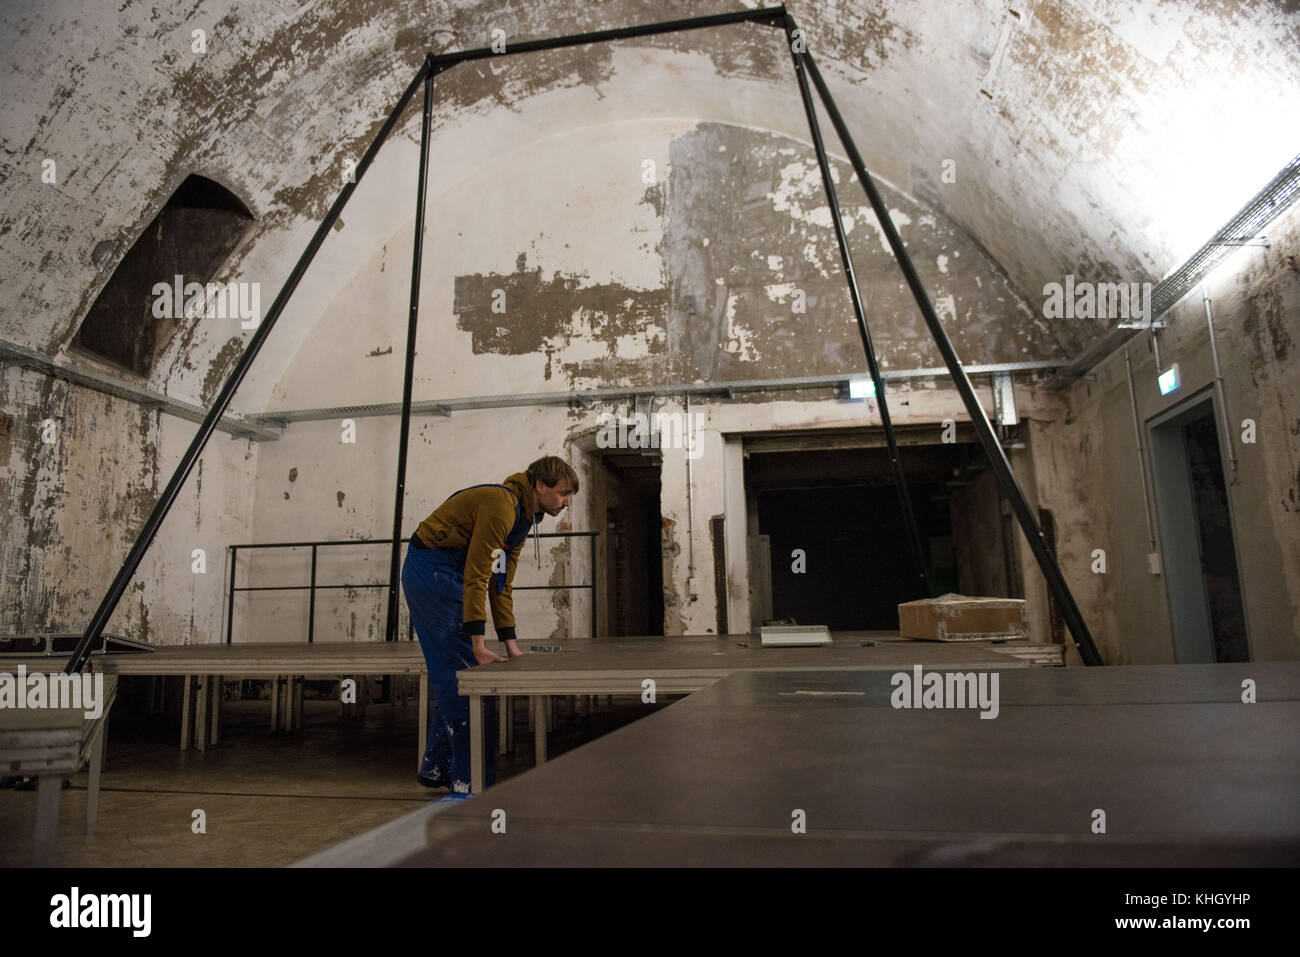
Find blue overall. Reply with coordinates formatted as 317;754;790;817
402;484;538;792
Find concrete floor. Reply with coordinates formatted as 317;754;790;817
0;689;672;867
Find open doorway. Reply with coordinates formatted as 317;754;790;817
1148;392;1249;662
599;451;664;637
744;435;1001;631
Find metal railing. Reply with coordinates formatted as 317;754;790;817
225;531;598;644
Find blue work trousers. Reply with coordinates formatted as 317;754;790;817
401;545;498;791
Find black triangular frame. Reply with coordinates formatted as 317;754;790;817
67;5;1102;674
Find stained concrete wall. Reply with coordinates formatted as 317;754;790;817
951;468;1008;599
234;406;594;644
252;112;1050;416
5;0;1297;369
0;363;256;643
227;108;1052;645
1047;202;1300;664
2;0;1297;661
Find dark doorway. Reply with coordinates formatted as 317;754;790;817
747;442;973;631
758;484;944;629
601;452;664;636
1149;394;1249;662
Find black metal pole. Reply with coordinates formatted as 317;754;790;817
801;47;1103;665
65;58;433;676
225;546;237;645
429;7;786;72
307;544;318;644
782;16;930;598
386;60;436;643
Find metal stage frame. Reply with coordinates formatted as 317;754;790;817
68;5;1103;676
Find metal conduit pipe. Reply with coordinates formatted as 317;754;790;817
1123;347;1158;556
1202;285;1238;482
684;392;697;598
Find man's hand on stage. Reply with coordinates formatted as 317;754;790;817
504;638;524;658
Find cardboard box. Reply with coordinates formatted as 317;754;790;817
898;594;1028;641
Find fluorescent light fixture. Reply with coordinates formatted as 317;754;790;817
848;377;876;399
1158;363;1181;396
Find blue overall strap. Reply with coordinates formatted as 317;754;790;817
494;500;528;593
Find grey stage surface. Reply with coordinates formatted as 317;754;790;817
394;662;1300;867
456;633;1031;696
457;633;1034;791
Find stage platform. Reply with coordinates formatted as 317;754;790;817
385;662;1300;867
2;633;1052;841
455;633;1033;792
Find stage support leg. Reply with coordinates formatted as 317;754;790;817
470;694;484;794
195;676;208;752
182;675;194;749
418;677;428;773
86;719;106;835
532;695;548;766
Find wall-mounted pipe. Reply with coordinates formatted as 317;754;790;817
1123;346;1158;555
0;339;281;441
684;392;697;598
249;361;1064;428
1202;285;1238;482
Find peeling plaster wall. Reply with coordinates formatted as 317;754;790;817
1;367;155;635
8;0;1296;395
1;0;1297;657
240;100;1055;644
238;406;593;644
0;363;255;644
1027;397;1119;661
951;468;1008;597
1051;203;1300;663
246;375;1039;645
266;114;1046;414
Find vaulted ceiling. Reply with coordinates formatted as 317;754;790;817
2;0;1297;401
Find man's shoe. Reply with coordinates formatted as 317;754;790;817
417;773;448;788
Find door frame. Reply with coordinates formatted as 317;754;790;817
1146;387;1251;662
